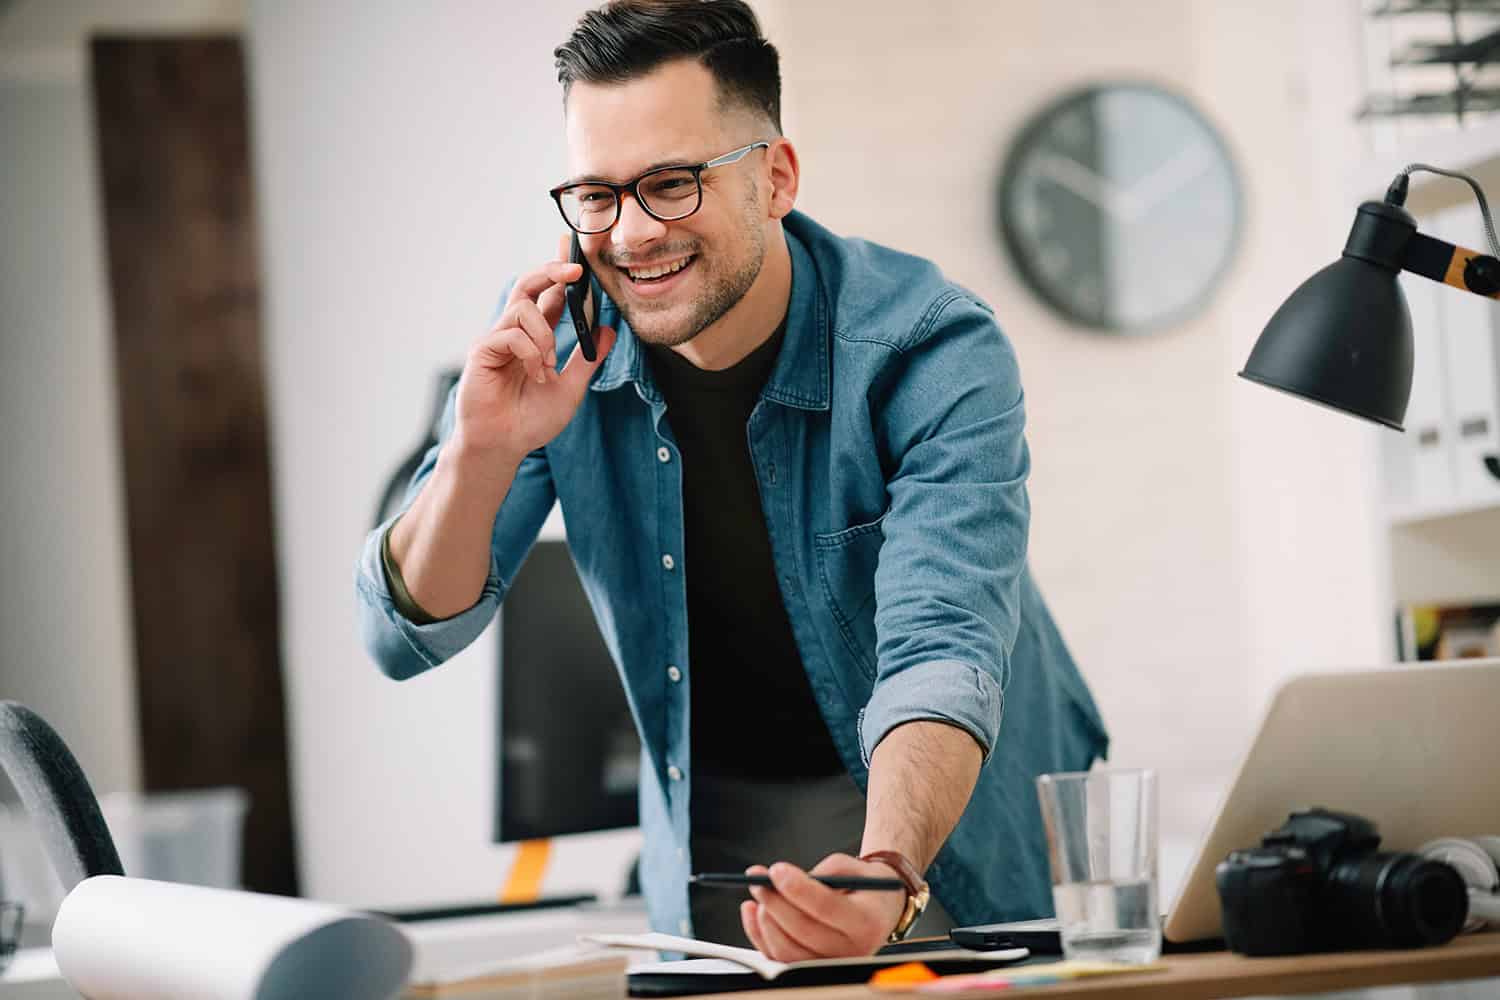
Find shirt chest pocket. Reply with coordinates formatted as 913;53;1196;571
813;513;886;682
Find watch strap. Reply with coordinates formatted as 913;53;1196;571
859;850;923;895
859;850;930;942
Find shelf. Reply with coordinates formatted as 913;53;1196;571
1384;494;1500;527
1369;0;1500;14
1352;117;1500;198
1389;26;1500;64
1359;91;1500;119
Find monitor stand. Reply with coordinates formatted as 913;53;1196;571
380;838;600;923
379;894;596;923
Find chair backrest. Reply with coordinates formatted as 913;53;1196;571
0;701;123;891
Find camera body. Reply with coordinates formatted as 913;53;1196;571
1216;807;1468;956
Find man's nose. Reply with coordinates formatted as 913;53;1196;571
611;192;668;253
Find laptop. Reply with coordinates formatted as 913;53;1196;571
955;658;1500;952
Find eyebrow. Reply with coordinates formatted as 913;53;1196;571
557;154;700;189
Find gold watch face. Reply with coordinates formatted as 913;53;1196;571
890;892;926;942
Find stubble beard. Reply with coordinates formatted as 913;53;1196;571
616;208;768;349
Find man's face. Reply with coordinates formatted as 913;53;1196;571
564;59;769;347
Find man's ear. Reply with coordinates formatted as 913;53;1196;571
766;137;799;220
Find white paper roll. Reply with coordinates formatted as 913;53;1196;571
52;875;411;1000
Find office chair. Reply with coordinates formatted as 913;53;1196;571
0;701;124;891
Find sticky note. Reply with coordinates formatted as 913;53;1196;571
871;962;941;986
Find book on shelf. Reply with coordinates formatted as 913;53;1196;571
1395;601;1500;661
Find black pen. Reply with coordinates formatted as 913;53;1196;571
689;872;906;892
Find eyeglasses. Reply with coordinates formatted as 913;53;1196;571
549;141;771;235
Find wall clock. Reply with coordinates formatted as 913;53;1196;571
998;83;1243;334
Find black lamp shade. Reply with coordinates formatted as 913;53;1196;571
1239;255;1414;431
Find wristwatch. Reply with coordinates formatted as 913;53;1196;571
859;850;930;942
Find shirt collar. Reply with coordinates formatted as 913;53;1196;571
589;218;830;412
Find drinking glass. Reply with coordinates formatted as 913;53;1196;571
1036;768;1160;964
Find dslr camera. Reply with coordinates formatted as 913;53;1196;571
1215;807;1468;956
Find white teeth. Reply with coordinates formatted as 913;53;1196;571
627;256;692;281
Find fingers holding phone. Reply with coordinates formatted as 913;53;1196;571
453;239;614;463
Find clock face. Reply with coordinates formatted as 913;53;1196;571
998;83;1242;334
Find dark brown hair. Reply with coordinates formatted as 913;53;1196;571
555;0;782;133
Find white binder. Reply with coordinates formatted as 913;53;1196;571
1434;205;1500;505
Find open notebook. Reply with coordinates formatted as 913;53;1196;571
585;931;1028;995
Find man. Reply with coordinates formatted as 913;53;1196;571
356;0;1108;959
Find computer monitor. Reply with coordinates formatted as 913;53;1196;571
494;538;640;842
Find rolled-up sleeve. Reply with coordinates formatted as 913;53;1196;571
859;293;1029;766
354;382;557;681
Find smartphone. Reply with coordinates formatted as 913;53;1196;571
950;922;1058;954
566;232;599;362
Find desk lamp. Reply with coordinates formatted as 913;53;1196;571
1239;164;1500;430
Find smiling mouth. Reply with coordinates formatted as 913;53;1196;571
621;254;696;285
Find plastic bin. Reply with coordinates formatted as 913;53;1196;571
99;787;249;890
0;786;249;922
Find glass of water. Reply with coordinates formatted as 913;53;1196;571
1036;768;1159;964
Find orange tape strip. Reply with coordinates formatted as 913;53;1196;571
499;838;551;904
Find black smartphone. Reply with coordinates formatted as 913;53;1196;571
950;923;1058;954
566;232;598;362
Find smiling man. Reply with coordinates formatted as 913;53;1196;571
356;0;1108;959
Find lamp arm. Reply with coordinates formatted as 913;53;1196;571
1386;162;1500;258
1401;230;1500;298
1385;164;1500;296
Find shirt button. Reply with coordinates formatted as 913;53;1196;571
662;554;675;571
657;446;671;463
667;765;683;782
667;665;682;683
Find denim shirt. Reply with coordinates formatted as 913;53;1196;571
355;210;1109;936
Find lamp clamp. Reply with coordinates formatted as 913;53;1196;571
1464;253;1500;296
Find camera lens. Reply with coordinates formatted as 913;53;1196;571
1325;853;1468;949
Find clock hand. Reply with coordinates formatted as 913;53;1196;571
1122;143;1217;222
1031;151;1138;221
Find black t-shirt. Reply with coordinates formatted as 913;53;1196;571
647;327;845;780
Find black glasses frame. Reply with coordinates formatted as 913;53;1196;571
549;141;771;235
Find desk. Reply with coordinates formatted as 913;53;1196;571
685;931;1500;999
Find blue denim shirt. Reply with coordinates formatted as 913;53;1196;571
355;210;1109;936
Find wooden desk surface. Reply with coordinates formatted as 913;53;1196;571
683;931;1500;999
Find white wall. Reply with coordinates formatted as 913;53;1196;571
0;0;246;802
6;0;1397;909
762;0;1387;845
246;0;637;906
1211;1;1390;698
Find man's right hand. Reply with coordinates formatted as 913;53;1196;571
453;236;616;465
384;239;616;619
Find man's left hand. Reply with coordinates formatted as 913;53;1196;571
739;853;907;960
